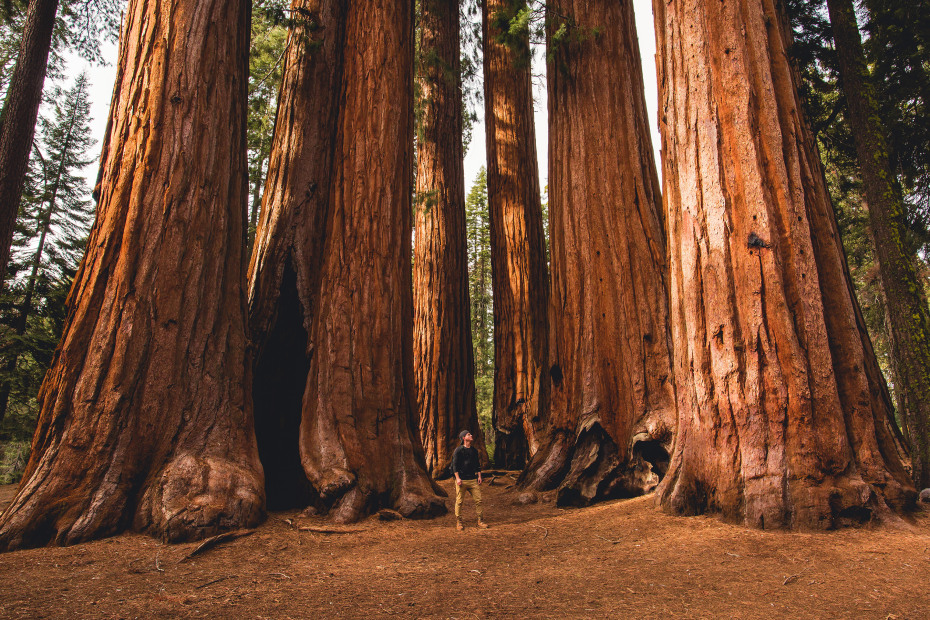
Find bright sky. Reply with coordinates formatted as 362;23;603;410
67;0;660;195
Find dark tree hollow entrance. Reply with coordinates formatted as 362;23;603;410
253;261;313;511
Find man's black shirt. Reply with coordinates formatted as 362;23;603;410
451;445;481;480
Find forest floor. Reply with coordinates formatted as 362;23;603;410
0;475;928;619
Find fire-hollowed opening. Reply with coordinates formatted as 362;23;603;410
632;439;671;482
253;262;314;510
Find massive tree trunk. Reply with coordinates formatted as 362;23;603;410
0;0;58;281
654;0;915;528
518;0;676;506
413;0;488;476
0;0;264;551
247;0;346;511
826;0;930;490
248;0;445;521
482;0;549;469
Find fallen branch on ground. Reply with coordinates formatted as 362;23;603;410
180;530;255;562
297;526;367;534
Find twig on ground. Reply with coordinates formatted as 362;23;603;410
783;566;811;586
196;575;236;589
532;525;549;539
595;535;621;544
155;550;165;572
297;526;366;534
268;572;291;580
180;530;255;563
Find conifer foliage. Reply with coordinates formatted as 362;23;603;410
0;72;95;431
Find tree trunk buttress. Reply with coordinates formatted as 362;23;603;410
0;0;265;550
482;0;549;469
0;0;59;282
414;0;488;477
249;0;445;522
654;0;915;528
518;0;677;506
826;0;930;490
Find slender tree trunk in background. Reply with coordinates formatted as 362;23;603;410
0;0;58;282
249;0;445;522
0;0;265;551
826;0;930;490
0;190;55;424
519;0;676;506
414;0;488;477
248;147;268;246
654;0;915;528
482;0;549;469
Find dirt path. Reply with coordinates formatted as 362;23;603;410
0;478;927;619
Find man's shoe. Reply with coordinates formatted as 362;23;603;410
456;520;465;531
477;519;489;529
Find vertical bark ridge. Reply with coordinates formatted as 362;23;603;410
413;0;488;477
519;0;676;506
0;0;264;551
482;0;549;469
655;0;914;529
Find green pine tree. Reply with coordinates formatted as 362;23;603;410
0;71;95;459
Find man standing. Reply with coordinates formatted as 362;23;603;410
452;430;487;531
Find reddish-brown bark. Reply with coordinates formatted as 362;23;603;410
482;0;549;469
413;0;488;476
0;0;59;280
518;0;676;506
654;0;915;528
0;0;264;550
248;0;445;521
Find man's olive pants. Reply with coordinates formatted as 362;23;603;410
455;479;483;520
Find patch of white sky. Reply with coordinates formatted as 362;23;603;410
64;0;660;195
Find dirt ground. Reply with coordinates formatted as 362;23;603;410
0;475;928;619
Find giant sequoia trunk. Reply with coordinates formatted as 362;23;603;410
0;0;58;280
248;0;445;521
826;0;930;490
0;0;264;550
654;0;915;528
247;0;346;511
482;0;549;469
413;0;488;476
518;0;676;506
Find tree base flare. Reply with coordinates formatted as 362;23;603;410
140;455;265;543
0;453;265;551
658;468;916;530
520;425;671;508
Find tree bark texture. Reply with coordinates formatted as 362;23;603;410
482;0;549;469
249;0;445;522
518;0;676;506
654;0;915;528
0;0;59;282
413;0;488;476
826;0;930;490
0;0;265;551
